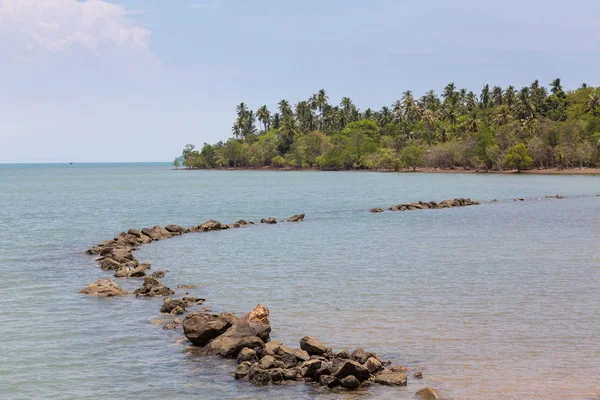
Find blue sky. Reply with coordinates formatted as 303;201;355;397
1;0;599;163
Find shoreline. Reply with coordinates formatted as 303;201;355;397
173;166;600;175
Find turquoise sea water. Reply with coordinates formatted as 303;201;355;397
1;163;600;399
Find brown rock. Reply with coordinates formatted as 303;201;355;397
287;214;305;222
416;387;441;400
182;312;233;346
79;278;127;297
198;220;226;232
351;348;376;364
237;347;259;364
333;360;370;382
340;375;361;389
201;336;265;358
299;336;327;355
364;357;383;374
369;208;384;213
372;369;407;386
165;224;184;234
261;217;277;224
141;226;173;240
235;361;253;379
133;276;174;297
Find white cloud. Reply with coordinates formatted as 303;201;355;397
0;0;151;53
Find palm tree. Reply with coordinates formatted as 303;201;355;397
317;89;329;129
340;97;355;128
492;86;503;106
363;108;374;121
550;78;564;96
421;89;440;111
256;105;271;133
586;90;600;116
393;100;403;122
466;112;481;132
442;82;457;106
505;86;516;108
278;99;292;118
480;84;490;108
466;91;478;111
295;101;313;133
271;113;281;130
494;105;513;126
515;87;535;119
378;106;393;127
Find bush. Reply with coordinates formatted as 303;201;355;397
271;155;285;168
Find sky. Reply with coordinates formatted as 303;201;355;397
1;0;600;163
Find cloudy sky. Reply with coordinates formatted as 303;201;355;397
1;0;599;163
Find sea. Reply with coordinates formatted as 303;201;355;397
1;163;600;400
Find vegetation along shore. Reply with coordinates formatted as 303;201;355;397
176;80;600;172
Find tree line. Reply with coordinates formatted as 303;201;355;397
177;80;600;172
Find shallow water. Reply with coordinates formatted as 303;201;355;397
2;164;600;399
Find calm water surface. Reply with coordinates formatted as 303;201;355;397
1;164;600;400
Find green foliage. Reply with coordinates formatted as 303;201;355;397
503;143;533;171
180;81;600;171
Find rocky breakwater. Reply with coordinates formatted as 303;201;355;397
183;304;422;392
370;197;480;213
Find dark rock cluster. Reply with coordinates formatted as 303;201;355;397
370;198;480;213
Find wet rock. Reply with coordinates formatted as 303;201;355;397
416;387;441;400
203;336;265;358
364;357;383;374
160;298;187;315
260;217;277;224
340;375;361;389
151;271;168;278
414;371;423;379
276;345;310;362
301;359;322;378
182;313;233;346
177;284;196;289
372;369;407;386
79;278;127;297
235;361;253;380
162;319;181;330
237;348;259;364
514;198;524;201
332;360;370;382
287;214;305;222
114;264;146;278
336;350;350;359
369;208;384;213
351;348;376;364
259;355;277;369
299;336;327;355
165;224;184;234
248;367;271;386
282;368;299;381
319;375;339;388
98;257;123;270
141;226;173;240
198;220;226;232
235;219;249;226
133;276;174;297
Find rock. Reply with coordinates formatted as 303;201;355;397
351;349;376;364
336;350;350;359
299;336;327;355
369;208;384;213
141;226;173;240
390;365;408;372
248;367;271;386
182;312;233;346
301;359;322;378
416;387;441;400
220;304;271;342
364;357;383;374
319;375;339;388
165;224;184;234
514;198;524;201
340;375;361;389
372;369;407;386
177;284;196;289
282;368;299;381
287;214;305;222
262;341;283;356
202;336;265;358
276;345;310;362
79;279;127;297
151;271;168;278
234;361;253;380
162;319;181;330
98;257;123;270
259;355;277;369
332;360;370;382
198;220;226;232
237;348;259;364
235;219;249;226
414;371;423;379
261;217;277;224
114;264;146;278
133;276;174;297
160;298;187;315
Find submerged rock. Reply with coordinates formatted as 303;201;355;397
261;217;277;224
371;369;407;386
79;278;127;297
416;387;441;400
369;208;384;213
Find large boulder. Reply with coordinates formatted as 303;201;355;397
183;312;233;346
332;360;370;382
372;369;407;386
133;276;174;297
79;278;127;297
287;214;305;222
300;336;327;355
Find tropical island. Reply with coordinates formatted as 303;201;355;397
176;80;600;172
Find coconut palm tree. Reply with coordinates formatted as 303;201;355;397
492;86;503;106
278;99;293;118
505;86;517;108
586;90;600;116
494;105;513;126
271;113;281;130
550;78;564;97
480;84;490;108
442;82;458;106
421;89;441;111
256;105;271;133
295;101;313;133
